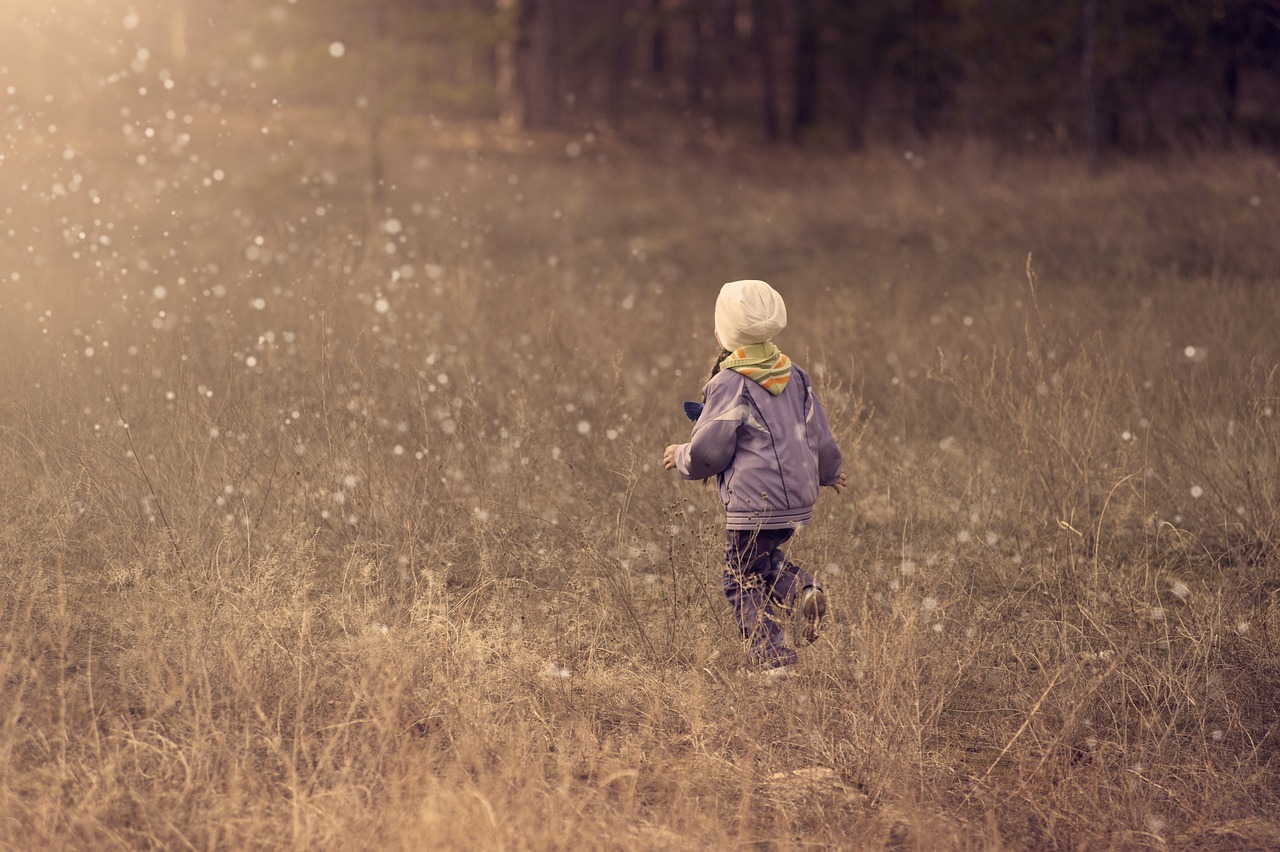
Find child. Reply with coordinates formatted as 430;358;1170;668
663;279;846;672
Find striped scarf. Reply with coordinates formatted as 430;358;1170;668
721;342;792;395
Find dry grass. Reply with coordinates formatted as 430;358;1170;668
2;107;1279;849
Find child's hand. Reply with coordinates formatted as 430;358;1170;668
663;444;681;471
828;471;848;495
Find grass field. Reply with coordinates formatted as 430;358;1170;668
3;102;1280;849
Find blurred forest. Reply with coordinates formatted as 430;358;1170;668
8;0;1280;159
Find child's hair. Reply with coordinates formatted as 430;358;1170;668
699;348;733;488
702;349;732;402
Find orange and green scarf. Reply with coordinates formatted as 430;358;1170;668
721;342;792;395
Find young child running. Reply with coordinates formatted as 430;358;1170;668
663;279;846;672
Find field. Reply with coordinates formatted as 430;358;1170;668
3;102;1280;849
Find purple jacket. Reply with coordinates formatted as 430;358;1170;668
674;364;842;529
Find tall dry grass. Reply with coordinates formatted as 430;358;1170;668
2;111;1279;849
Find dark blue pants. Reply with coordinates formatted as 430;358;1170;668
723;528;817;668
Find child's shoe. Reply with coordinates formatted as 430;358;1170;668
797;586;826;644
761;663;795;680
746;661;796;682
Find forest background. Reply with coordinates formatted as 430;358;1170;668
3;0;1280;849
10;0;1280;161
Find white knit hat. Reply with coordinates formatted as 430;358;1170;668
714;279;787;351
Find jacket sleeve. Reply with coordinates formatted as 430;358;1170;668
673;375;741;481
809;386;843;487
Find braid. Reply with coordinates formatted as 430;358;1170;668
702;349;731;402
700;349;733;489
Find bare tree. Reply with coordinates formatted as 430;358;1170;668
752;0;780;142
605;0;636;123
1082;0;1100;169
495;0;561;129
689;0;708;107
791;0;820;141
650;0;668;76
496;0;525;129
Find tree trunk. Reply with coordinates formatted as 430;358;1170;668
908;0;948;138
1212;6;1246;148
650;0;667;76
1081;0;1100;171
835;4;892;150
496;0;524;130
708;0;734;128
753;0;780;142
717;0;738;53
605;0;633;125
791;0;820;142
527;0;560;127
1221;55;1239;147
689;0;706;106
845;72;874;150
